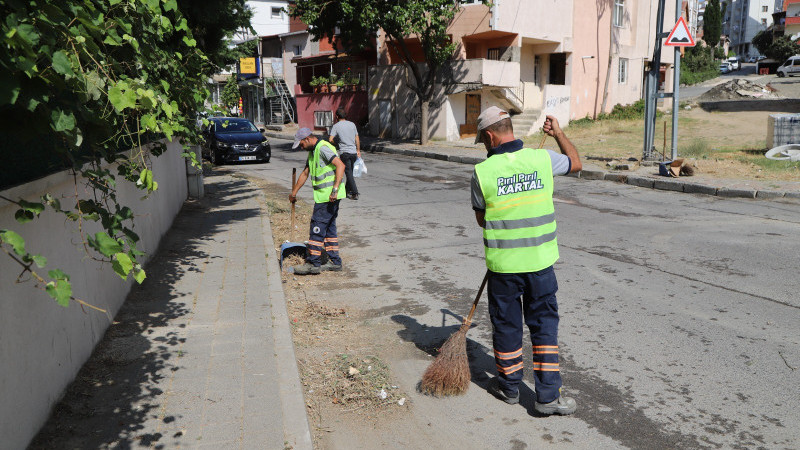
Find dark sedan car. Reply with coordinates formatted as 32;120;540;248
202;117;271;165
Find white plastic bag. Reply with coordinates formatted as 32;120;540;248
353;157;367;177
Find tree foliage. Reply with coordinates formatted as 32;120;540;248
221;74;241;108
290;0;488;144
177;0;254;72
753;31;800;63
681;45;719;85
703;0;722;47
0;0;249;310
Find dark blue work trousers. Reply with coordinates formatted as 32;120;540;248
488;266;562;403
306;200;341;266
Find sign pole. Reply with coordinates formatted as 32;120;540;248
671;0;681;160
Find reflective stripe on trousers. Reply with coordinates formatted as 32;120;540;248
488;266;562;404
306;200;341;266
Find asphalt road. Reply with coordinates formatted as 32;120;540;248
233;138;800;449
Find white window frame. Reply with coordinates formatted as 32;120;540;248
293;45;302;56
618;58;628;84
271;7;282;19
613;0;624;27
314;111;333;128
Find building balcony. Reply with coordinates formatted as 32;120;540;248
785;0;800;6
786;16;800;25
440;59;520;89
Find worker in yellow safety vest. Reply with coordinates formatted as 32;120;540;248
289;127;347;275
471;106;582;415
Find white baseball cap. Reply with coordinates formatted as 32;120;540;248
292;127;313;149
474;106;511;144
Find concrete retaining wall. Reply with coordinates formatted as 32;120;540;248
0;140;188;449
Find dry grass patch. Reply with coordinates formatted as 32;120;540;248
234;171;409;446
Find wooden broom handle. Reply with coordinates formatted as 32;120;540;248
291;168;296;237
463;271;489;327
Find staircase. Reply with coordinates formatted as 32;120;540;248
266;78;296;125
510;109;542;137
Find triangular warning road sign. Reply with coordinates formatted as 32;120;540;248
665;16;695;47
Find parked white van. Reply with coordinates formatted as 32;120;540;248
776;55;800;77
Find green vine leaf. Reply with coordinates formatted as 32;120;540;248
112;252;133;280
0;230;26;256
46;279;72;307
107;82;137;112
32;254;47;268
88;231;123;257
133;267;146;284
51;50;74;77
51;109;76;132
48;269;70;281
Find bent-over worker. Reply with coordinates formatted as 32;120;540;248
289;127;346;275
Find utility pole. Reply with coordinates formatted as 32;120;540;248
643;0;667;161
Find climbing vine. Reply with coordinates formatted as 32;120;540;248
0;0;248;310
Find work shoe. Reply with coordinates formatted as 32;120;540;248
347;193;359;200
488;378;519;405
534;392;577;415
292;263;320;275
320;260;342;272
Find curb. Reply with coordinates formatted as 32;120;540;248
258;194;313;450
265;132;799;202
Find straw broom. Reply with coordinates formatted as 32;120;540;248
419;271;488;396
419;131;549;397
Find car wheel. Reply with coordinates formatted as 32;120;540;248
211;150;222;166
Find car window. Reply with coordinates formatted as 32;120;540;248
215;120;258;133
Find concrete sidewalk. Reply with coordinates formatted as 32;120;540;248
31;174;311;449
266;125;800;201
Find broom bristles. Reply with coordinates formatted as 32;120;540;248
419;324;471;396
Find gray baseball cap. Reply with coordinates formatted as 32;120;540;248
474;106;511;144
292;127;313;149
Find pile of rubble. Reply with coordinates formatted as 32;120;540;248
698;79;780;101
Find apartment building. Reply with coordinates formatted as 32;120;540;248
370;1;574;141
785;0;800;39
723;0;783;58
368;0;680;142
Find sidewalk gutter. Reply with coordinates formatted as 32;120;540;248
259;197;313;450
264;131;799;202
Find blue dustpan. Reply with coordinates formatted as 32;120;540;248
279;241;307;272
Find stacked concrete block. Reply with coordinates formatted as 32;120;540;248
767;113;800;148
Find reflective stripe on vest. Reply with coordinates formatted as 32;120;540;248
475;147;559;273
309;140;346;202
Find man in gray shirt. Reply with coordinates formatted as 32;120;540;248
329;108;361;200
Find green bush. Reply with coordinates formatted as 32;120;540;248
598;99;658;120
569;99;662;126
681;68;719;85
680;46;720;85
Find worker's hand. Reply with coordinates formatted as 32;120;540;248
357;150;362;158
289;193;296;203
329;191;338;202
543;115;563;138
